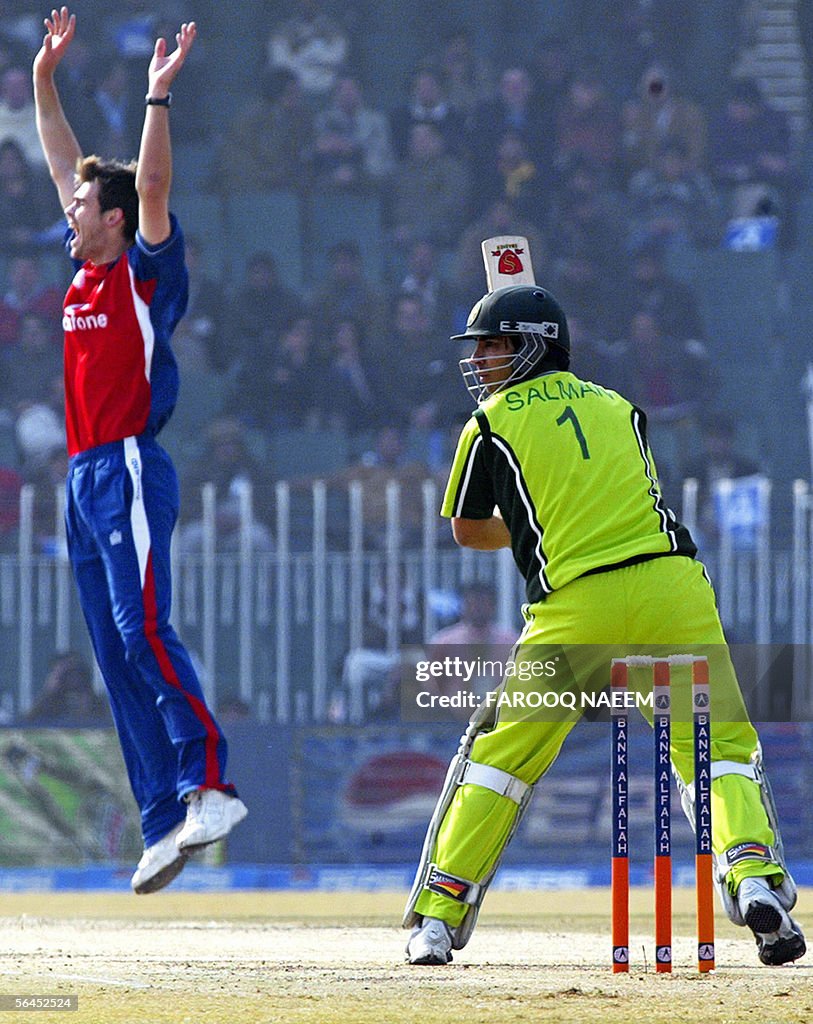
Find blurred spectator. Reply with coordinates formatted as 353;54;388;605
267;0;349;102
599;1;698;93
550;245;626;340
344;647;416;723
56;34;100;148
0;35;20;81
3;255;63;322
0;65;43;167
312;74;395;189
13;374;66;476
23;443;69;555
24;650;111;726
85;58;140;158
532;36;574;122
478;129;549;224
452;199;547;308
433;28;493;125
179;416;275;554
231;315;323;431
627;240;704;341
323;425;430;549
1;313;63;410
398;239;457;333
470;66;550;167
683;414;761;547
0;5;40;55
103;2;164;60
427;582;517;700
709;79;795;226
0;140;60;257
621;63;707;175
100;5;209;143
392;123;471;249
432;581;516;649
213;68;313;192
566;313;625;391
169;236;227;375
0;462;21;551
618;309;714;415
432;415;472;492
320;317;380;434
310;240;386;346
628;139;719;251
0;256;63;347
387;293;466;431
547;159;625;268
228;252;305;374
151;9;209;143
555;64;620;178
390;66;467;159
616;309;715;486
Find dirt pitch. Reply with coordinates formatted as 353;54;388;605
0;888;811;1024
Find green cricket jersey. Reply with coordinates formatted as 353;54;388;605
441;371;696;603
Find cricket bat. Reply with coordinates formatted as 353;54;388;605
481;235;536;291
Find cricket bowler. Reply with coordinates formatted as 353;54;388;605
32;7;246;894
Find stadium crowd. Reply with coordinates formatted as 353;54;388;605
0;0;810;555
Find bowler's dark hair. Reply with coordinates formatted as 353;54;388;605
77;155;139;243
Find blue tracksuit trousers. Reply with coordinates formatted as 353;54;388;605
65;434;235;846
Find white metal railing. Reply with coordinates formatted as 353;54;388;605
1;477;812;722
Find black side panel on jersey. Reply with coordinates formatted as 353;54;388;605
475;408;552;603
629;406;697;560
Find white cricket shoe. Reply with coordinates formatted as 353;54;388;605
131;822;188;894
175;789;248;852
737;876;806;965
406;916;454;965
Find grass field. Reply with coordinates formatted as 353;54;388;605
0;888;811;1024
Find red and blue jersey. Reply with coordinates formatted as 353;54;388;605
62;215;188;456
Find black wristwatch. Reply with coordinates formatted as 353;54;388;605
145;93;172;107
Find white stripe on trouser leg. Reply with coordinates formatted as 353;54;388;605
460;761;530;804
124;436;151;589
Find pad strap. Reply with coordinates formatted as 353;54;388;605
710;760;759;781
461;760;530;805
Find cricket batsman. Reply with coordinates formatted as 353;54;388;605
32;7;246;893
404;282;805;967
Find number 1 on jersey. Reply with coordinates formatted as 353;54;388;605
556;406;591;460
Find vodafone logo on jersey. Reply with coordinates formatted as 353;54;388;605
62;307;109;331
